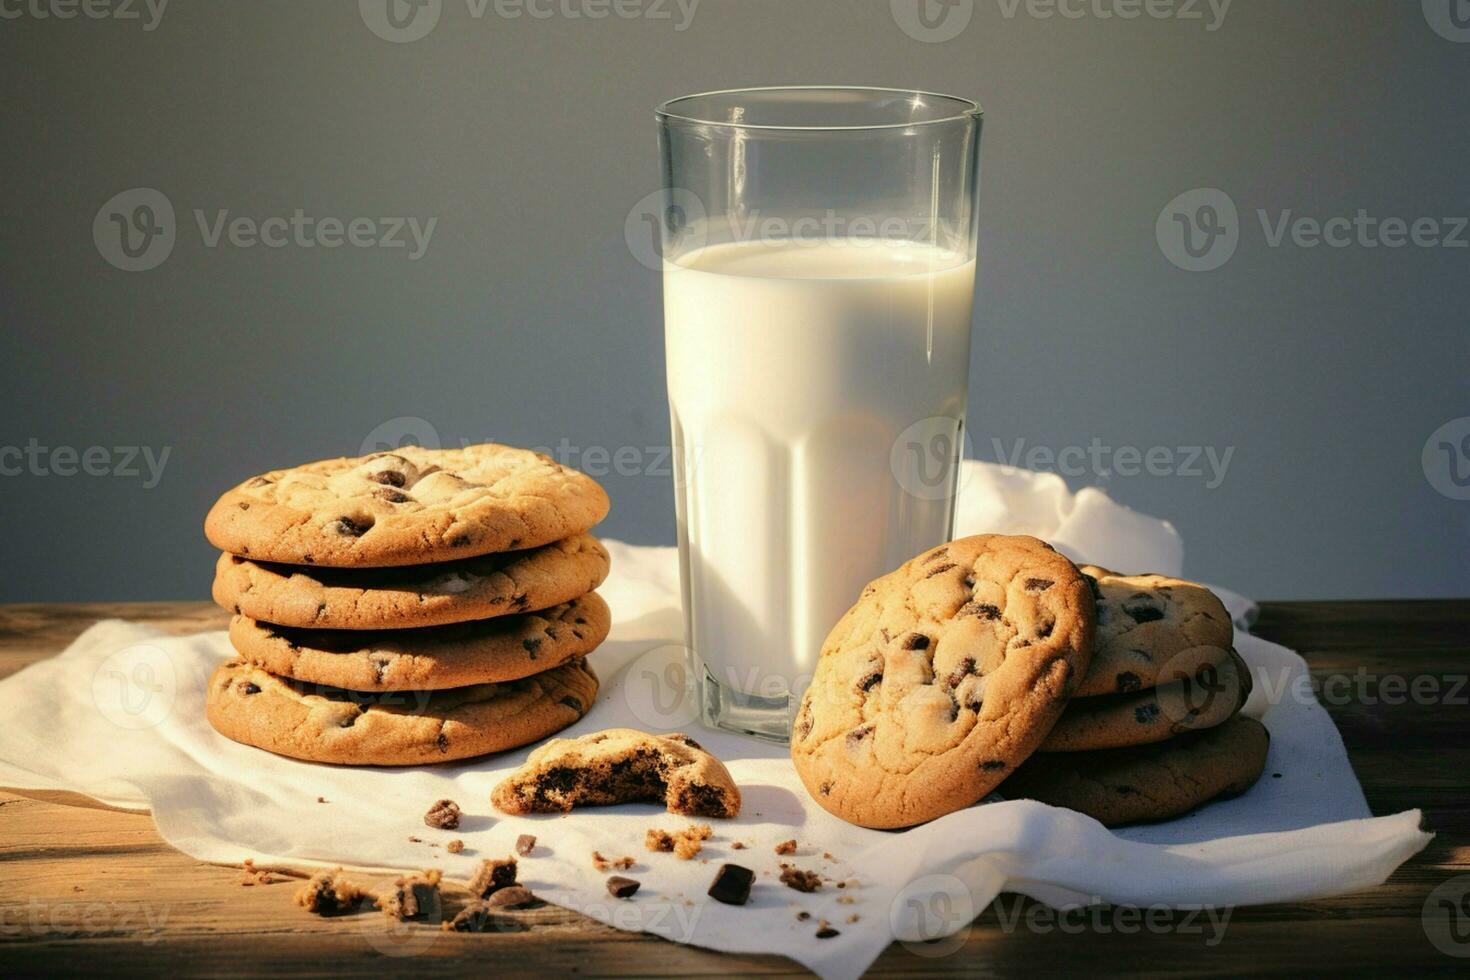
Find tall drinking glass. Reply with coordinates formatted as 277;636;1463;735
656;86;983;741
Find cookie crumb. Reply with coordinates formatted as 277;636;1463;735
779;864;822;893
515;833;537;856
424;799;461;830
846;913;860;924
316;796;328;804
592;851;634;872
467;856;518;898
294;870;369;915
446;840;465;854
775;839;797;855
796;910;811;921
730;841;746;850
836;895;855;905
646;824;712;860
407;835;423;844
606;875;641;899
382;869;442;921
822;851;834;861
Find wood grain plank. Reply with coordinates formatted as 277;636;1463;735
0;599;1467;976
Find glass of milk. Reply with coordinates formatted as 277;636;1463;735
655;87;983;741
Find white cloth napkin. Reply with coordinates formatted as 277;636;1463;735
0;463;1430;978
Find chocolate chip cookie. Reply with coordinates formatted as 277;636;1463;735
1002;715;1270;826
212;534;609;630
1071;566;1234;698
227;591;610;691
1039;647;1251;752
790;535;1096;829
491;728;741;817
205;444;609;567
206;658;598;765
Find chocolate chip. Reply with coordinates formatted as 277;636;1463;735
242;682;261;695
902;633;930;650
819;781;831;796
845;724;873;747
558;695;582;712
1025;577;1054;592
449;533;472;548
668;733;703;750
856;668;883;693
960;601;1001;620
816;924;841;939
980;760;1006;771
1134;703;1160;724
1116;671;1142;693
515;834;537;856
368;469;406;487
424;799;460;830
925;546;950;563
1125;604;1164;624
1036;620;1054;639
707;864;754;905
606;876;640;899
237;501;250;511
925;562;956;578
371;486;410;503
329;516;371;537
795;703;814;740
944;658;975;688
797;911;811;921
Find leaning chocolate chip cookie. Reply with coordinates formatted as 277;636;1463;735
791;535;1096;829
1039;647;1251;752
205;444;609;567
1003;715;1270;826
1071;566;1234;698
212;534;609;630
492;728;741;817
228;592;610;691
206;658;598;765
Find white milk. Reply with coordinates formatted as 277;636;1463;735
664;239;975;709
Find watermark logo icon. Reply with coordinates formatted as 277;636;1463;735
91;643;176;730
891;416;973;501
621;644;701;730
1156;188;1239;272
891;873;974;957
360;417;443;456
360;0;442;42
891;0;973;43
1423;0;1470;42
1423;417;1470;501
624;187;707;271
94;188;176;272
1424;874;1470;957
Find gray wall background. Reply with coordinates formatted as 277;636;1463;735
1;0;1466;603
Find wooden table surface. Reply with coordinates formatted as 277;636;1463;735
2;599;1467;976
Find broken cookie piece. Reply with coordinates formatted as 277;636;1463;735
294;869;370;916
467;856;518;898
446;840;465;855
424;799;461;830
491;728;740;818
382;869;442;921
645;824;712;860
779;864;822;893
775;839;797;855
484;885;540;910
592;851;634;872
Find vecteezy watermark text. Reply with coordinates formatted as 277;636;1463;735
1158;188;1468;272
359;0;698;43
0;439;170;488
0;0;168;30
890;0;1230;44
991;437;1234;489
94;188;437;272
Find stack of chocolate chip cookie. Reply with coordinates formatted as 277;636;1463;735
791;537;1269;829
1002;566;1267;826
201;444;612;766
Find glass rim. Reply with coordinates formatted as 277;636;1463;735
655;85;983;133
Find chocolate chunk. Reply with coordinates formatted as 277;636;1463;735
368;468;406;487
1116;671;1142;693
1134;704;1160;724
1123;599;1164;623
371;486;411;503
606;876;641;899
960;601;1001;620
902;632;930;650
980;760;1007;771
330;516;371;537
424;798;461;830
1024;577;1054;593
515;834;537;856
845;723;873;746
816;920;841;938
944;658;975;688
707;864;754;905
558;695;582;711
447;902;526;933
242;682;261;695
522;636;543;657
